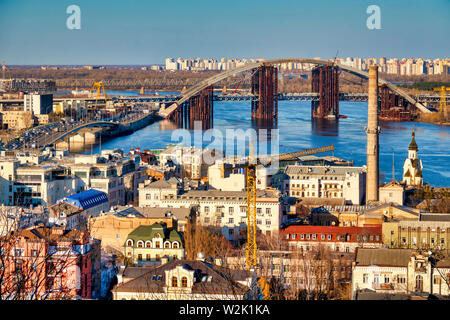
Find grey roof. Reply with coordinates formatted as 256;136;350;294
285;165;364;176
114;206;191;220
355;248;414;267
146;178;179;189
112;260;251;295
420;213;450;222
361;203;419;218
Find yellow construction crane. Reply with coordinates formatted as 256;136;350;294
222;143;335;270
433;86;450;114
90;81;108;108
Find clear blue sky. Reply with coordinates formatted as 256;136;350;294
0;0;448;65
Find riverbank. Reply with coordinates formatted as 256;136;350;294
417;113;450;126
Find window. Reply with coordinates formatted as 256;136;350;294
146;254;151;261
228;218;234;224
257;220;262;225
321;234;325;240
345;247;350;253
312;234;317;240
266;208;271;215
204;217;210;224
138;254;142;261
265;220;271;226
182;277;188;287
137;241;143;248
292;234;297;240
363;273;368;284
257;208;262;214
434;275;441;285
173;242;179;249
398;276;406;284
204;206;209;213
300;234;304;240
172;277;178;287
415;275;423;292
229;207;234;214
374;274;379;285
165;242;170;249
155;242;160;248
384;275;390;283
155;254;160;261
126;240;133;247
31;249;38;257
146;194;151;200
146;241;151;248
306;234;311;240
327;234;332;240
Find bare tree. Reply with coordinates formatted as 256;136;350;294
0;209;89;300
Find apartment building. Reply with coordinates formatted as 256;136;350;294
0;110;34;130
352;248;450;298
282;225;383;253
112;259;251;300
24;94;53;115
308;203;419;228
208;160;270;191
68;152;147;207
382;216;450;250
0;227;101;300
124;223;185;265
0;160;83;207
88;206;188;251
139;179;282;242
158;145;220;180
283;165;366;205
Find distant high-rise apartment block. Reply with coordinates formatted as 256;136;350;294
162;57;450;76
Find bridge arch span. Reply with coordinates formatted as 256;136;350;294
159;58;430;118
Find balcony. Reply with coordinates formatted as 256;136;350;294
372;282;394;290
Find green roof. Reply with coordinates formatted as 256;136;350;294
408;130;418;151
127;223;165;242
126;223;184;248
169;229;182;242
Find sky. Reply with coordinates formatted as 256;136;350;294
0;0;449;65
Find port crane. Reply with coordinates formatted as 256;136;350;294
90;81;108;118
221;143;335;270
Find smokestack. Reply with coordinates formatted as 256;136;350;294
366;65;379;203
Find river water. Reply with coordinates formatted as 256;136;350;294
84;91;450;187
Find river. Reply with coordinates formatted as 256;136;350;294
82;90;450;187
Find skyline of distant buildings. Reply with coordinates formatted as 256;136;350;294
165;57;450;76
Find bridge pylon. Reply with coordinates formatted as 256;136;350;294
171;85;213;130
311;65;339;119
251;65;278;125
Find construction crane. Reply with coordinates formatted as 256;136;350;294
433;86;450;114
221;143;335;270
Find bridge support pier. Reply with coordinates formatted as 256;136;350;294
171;86;213;130
311;65;339;119
251;65;278;125
379;84;414;121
